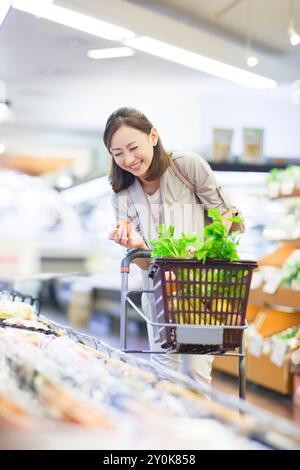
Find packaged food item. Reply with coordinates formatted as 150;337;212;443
0;299;35;320
243;128;264;160
213;128;233;162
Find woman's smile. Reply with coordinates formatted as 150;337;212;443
128;160;142;171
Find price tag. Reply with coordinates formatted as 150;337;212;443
271;341;288;367
248;333;263;357
0;238;40;279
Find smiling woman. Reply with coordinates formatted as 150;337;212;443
103;107;170;193
103;106;243;388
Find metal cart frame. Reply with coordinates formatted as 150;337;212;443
120;249;248;400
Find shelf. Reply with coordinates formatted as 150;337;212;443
213;352;293;395
209;158;300;173
258;242;300;267
250;287;300;311
269;188;300;199
251;243;300;311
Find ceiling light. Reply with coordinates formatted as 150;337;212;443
288;0;300;46
0;0;12;27
124;36;276;89
245;0;259;68
0;143;6;154
247;56;258;68
290;31;300;46
87;47;135;60
12;0;135;41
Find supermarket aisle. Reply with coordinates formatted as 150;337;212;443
44;308;300;426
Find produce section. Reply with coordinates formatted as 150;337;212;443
266;166;300;199
0;293;300;450
214;167;300;396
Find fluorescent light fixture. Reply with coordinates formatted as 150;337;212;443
247;56;258;68
0;143;6;154
124;36;277;89
290;31;300;46
0;0;12;27
12;0;135;41
87;47;135;60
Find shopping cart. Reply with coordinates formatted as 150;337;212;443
120;249;257;400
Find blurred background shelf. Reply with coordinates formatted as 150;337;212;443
250;287;300;311
269;188;300;199
210;158;300;173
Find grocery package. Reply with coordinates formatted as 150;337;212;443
281;250;300;290
263;205;300;241
247;324;300;367
252;250;300;293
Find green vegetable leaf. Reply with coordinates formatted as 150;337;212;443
149;209;242;261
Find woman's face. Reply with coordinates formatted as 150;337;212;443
110;125;158;179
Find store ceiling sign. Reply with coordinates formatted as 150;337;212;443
0;238;40;279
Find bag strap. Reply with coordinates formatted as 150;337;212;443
169;158;197;194
169;156;245;233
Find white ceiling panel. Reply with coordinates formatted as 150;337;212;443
0;0;299;149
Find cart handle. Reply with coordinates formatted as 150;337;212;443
121;248;152;273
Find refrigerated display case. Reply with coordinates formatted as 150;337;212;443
0;291;299;450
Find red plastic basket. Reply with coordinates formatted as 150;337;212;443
149;258;257;353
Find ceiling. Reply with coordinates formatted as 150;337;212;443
0;0;299;153
0;5;211;133
128;0;300;55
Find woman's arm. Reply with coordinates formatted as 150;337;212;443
110;193;152;269
132;246;152;271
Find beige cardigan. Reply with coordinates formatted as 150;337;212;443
112;151;234;242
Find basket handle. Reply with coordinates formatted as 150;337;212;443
148;263;159;279
121;249;152;272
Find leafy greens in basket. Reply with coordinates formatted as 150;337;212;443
149;209;247;325
149;208;243;262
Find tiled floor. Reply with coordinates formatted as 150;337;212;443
44;308;300;426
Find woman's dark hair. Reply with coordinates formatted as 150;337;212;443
103;107;170;193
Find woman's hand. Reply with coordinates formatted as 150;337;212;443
221;208;245;235
108;220;147;250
